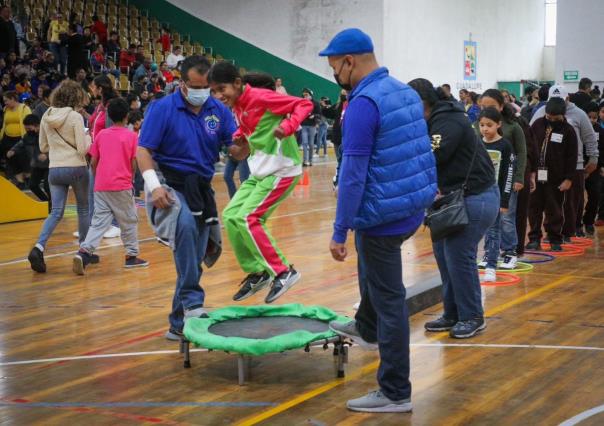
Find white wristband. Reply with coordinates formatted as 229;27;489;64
142;169;162;192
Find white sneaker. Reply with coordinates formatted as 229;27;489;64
499;254;518;270
478;254;488;269
482;268;496;282
73;231;79;238
103;226;121;238
353;301;360;311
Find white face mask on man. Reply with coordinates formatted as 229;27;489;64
184;85;211;106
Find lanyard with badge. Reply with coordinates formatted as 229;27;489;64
538;126;564;183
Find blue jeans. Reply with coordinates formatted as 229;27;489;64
433;184;499;321
355;230;416;401
36;166;89;248
484;212;502;269
300;125;317;164
224;157;250;199
49;42;67;75
500;190;518;253
316;122;328;156
170;191;210;331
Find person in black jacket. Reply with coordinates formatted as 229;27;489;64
321;89;348;189
0;5;18;59
67;24;88;79
570;78;594;114
408;78;499;339
300;88;321;166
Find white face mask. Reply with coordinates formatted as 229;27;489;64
185;86;211;107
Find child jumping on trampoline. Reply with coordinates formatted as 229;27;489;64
208;62;313;303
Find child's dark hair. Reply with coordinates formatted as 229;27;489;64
127;110;144;125
586;102;599;115
23;114;40;126
208;61;240;85
545;97;567;116
407;78;440;108
242;72;276;90
107;98;129;123
102;90;118;106
479;107;503;124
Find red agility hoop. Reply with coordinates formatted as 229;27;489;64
479;271;522;287
569;237;593;247
539;243;585;257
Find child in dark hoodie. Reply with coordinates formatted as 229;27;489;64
7;114;50;207
581;102;604;235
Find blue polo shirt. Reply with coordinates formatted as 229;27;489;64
138;91;236;180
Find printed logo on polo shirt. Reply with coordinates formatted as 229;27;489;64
204;114;220;134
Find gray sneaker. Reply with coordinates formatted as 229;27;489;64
347;390;412;413
328;320;378;350
184;307;209;322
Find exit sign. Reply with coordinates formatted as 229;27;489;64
564;70;579;81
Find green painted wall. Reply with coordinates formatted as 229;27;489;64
129;0;340;100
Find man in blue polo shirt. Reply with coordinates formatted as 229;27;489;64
137;55;248;340
320;29;437;413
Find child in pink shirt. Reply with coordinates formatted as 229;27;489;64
73;98;148;274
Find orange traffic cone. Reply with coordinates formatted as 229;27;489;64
298;170;310;186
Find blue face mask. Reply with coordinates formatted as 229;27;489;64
185;86;211;107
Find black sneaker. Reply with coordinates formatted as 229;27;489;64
575;229;586;238
563;236;572;244
525;240;542;251
549;243;563;252
28;247;46;273
449;318;486;339
265;266;301;303
125;256;149;268
73;250;94;275
585;225;595;236
232;272;272;301
90;254;100;264
425;316;458;332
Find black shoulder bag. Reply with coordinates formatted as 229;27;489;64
424;135;479;242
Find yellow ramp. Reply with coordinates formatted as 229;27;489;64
0;176;48;224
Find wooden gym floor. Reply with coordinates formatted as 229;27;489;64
1;158;604;426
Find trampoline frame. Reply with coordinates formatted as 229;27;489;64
178;336;349;385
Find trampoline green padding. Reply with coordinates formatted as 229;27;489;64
180;304;352;384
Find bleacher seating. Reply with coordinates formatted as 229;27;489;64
18;0;237;93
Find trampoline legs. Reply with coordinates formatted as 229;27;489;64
237;355;250;385
183;339;191;369
334;342;348;378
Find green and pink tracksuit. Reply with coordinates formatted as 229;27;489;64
223;84;313;277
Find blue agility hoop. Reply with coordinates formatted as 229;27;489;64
521;252;556;264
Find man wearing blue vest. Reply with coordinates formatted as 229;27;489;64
320;29;437;413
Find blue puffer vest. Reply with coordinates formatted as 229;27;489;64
350;67;438;229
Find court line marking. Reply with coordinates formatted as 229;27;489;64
235;274;574;425
3;341;604;367
0;401;277;408
559;404;604;426
0;206;336;267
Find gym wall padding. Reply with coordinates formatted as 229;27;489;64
129;0;341;100
0;176;48;223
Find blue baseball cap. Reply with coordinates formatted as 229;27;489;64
319;28;374;57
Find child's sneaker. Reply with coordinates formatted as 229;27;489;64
477;254;488;269
125;256;149;268
585;224;595;236
28;246;46;273
265;266;301;303
232;272;272;301
525;240;541;251
482;268;496;282
73;250;94;275
499;252;518;270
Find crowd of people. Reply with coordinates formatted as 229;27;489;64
2;7;604;413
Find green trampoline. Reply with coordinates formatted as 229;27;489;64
181;304;351;384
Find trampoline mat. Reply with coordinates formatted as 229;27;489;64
208;316;330;339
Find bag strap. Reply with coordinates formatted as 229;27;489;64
54;128;77;151
462;134;480;191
